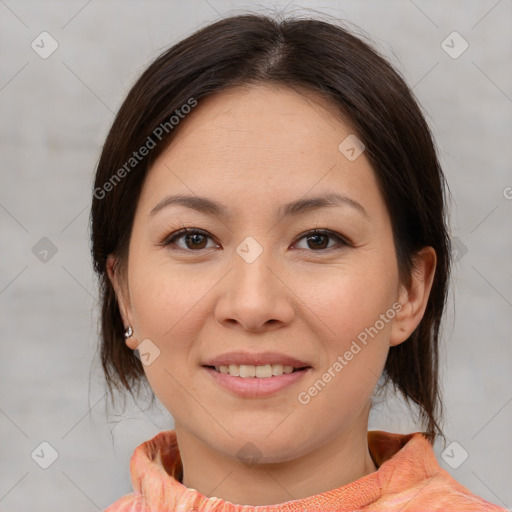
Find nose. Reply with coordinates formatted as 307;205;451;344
214;243;296;333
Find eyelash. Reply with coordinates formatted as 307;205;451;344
159;227;353;253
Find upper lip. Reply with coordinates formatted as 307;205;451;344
202;351;312;368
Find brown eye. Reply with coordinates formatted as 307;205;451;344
162;228;216;251
294;229;351;251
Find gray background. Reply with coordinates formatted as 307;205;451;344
1;1;511;511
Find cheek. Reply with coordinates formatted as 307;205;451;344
301;262;395;393
296;273;392;426
127;262;213;414
301;263;395;344
129;259;216;345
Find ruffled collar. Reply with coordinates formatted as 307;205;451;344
126;429;441;511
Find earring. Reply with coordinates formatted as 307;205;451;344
124;326;133;339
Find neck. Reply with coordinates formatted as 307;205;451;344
175;423;377;507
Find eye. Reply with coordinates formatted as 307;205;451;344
160;227;351;253
161;228;218;251
293;229;351;251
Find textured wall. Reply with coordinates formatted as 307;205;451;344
1;1;511;510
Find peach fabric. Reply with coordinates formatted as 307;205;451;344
104;429;507;511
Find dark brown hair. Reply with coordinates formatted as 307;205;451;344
90;12;452;444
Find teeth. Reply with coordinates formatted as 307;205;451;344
215;364;298;378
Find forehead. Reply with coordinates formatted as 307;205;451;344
137;84;385;224
170;84;352;152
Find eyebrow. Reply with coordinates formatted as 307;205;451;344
148;192;369;220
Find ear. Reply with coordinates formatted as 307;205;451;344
389;246;437;347
106;254;139;350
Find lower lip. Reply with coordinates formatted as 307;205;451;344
203;366;311;398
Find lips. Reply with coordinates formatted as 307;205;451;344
202;350;312;369
203;365;312;397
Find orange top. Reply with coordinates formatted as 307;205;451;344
104;429;507;511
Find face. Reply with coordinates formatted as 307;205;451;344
108;84;434;463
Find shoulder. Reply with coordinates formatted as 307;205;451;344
103;492;144;512
369;431;507;511
430;470;508;511
374;468;508;511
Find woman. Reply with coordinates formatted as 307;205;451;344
90;12;507;511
